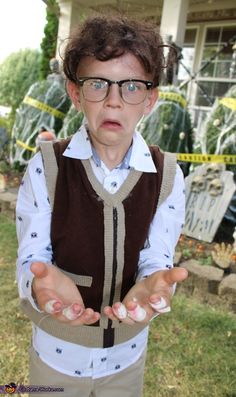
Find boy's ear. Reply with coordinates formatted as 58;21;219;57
143;88;158;116
66;80;81;109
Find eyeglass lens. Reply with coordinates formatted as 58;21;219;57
81;79;149;104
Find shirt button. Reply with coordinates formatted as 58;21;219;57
109;181;118;193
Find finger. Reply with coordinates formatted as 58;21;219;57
74;308;100;325
162;267;188;286
55;307;99;325
31;262;49;279
148;296;171;314
125;299;146;323
62;303;84;320
104;306;120;322
45;299;63;314
112;303;127;320
36;288;63;312
104;305;135;325
83;311;100;325
127;304;147;322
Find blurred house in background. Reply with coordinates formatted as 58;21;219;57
53;0;236;130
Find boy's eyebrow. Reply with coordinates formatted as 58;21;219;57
77;75;150;80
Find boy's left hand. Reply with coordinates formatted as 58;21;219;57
104;267;188;324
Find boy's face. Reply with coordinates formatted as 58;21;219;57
67;53;158;151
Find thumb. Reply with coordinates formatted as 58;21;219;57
162;267;188;286
30;262;49;279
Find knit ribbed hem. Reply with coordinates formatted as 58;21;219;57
20;299;147;348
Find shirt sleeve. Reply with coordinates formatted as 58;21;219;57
16;151;53;310
137;164;185;281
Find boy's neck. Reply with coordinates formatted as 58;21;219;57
94;145;130;170
88;133;133;171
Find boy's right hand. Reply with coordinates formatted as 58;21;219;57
31;262;100;325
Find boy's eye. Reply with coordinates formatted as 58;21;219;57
125;82;138;92
90;80;107;90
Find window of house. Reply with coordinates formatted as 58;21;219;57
178;28;197;81
196;25;236;106
200;26;235;78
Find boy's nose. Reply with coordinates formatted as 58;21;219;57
104;84;123;106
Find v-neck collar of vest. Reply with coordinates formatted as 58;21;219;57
81;159;143;206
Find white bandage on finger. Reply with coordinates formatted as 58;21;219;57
149;297;171;313
44;300;58;314
127;304;146;322
62;305;81;321
115;304;127;319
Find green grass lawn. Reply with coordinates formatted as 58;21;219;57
0;213;236;396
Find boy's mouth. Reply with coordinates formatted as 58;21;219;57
100;119;122;129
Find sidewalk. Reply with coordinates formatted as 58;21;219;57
0;187;18;219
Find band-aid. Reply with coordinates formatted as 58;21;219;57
44;300;59;314
116;304;127;319
149;297;171;313
62;305;83;320
127;304;146;322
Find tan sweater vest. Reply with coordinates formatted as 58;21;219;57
21;139;176;348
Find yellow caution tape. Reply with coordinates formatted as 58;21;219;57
177;153;236;164
159;91;187;108
219;97;236;112
23;96;66;119
15;137;236;164
16;139;36;153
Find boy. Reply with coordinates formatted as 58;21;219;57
16;15;187;397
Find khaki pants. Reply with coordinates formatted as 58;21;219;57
29;346;146;397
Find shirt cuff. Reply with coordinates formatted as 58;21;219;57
19;270;43;312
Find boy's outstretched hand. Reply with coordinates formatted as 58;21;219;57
31;262;100;325
31;263;187;326
104;267;188;325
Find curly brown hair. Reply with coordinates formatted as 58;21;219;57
62;15;170;87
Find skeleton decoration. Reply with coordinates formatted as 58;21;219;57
208;178;224;197
204;163;223;181
190;163;224;196
190;175;206;193
184;162;235;242
211;242;234;269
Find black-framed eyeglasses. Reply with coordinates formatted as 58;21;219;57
77;77;154;105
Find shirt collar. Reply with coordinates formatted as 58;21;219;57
63;124;157;173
